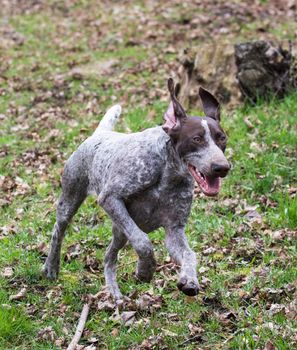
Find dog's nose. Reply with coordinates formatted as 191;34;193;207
211;163;230;177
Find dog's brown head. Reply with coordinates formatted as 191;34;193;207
163;78;230;196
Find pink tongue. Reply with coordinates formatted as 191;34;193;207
205;176;220;192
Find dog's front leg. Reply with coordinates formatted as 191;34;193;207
99;193;156;285
165;226;199;296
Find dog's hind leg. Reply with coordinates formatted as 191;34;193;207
44;167;87;279
99;194;156;284
104;225;128;302
44;191;86;279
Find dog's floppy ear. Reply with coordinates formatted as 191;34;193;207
199;87;220;122
163;78;187;134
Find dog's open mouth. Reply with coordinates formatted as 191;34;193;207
188;164;221;196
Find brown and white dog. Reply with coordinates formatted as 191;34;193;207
44;78;230;302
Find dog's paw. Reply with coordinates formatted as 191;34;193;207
135;266;155;283
43;263;59;280
135;259;156;282
135;269;153;283
177;276;199;296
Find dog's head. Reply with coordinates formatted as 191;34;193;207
163;78;230;196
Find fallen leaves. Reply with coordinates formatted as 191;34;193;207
1;266;13;277
188;323;204;337
0;1;296;350
244;116;257;129
268;303;286;315
138;335;164;350
114;310;137;327
9;287;27;301
84;255;100;273
263;341;276;350
179;324;204;346
136;292;163;312
259;283;296;303
202;246;216;255
0;25;25;49
200;276;211;288
288;186;296;197
93;287;164;329
64;243;81;262
214;310;237;328
28;241;48;257
70;60;119;79
121;293;161;313
37;326;57;342
0;224;18;238
264;228;297;242
97;298;115;312
0;175;30;197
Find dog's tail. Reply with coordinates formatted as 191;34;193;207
94;104;122;134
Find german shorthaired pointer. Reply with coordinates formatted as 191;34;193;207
44;78;230;302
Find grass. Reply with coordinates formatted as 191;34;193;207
0;1;296;349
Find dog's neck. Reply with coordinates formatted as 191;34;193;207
163;137;194;186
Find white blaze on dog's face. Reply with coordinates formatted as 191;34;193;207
163;79;230;196
181;116;230;196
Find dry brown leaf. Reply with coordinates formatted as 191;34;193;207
139;335;164;349
121;311;136;326
263;340;276;350
162;329;178;337
37;326;56;342
0;225;18;236
136;292;163;312
203;247;216;255
288;186;296;196
9;287;27;301
188;323;204;336
54;337;65;347
215;310;237;326
243;117;254;129
244;209;262;221
85;346;97;350
64;243;81;262
200;276;211;287
111;328;119;337
198;266;209;274
1;267;13;277
29;241;47;256
269;303;285;315
97;300;115;311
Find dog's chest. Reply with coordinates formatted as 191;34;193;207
125;178;194;232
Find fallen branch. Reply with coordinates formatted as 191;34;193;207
222;328;242;345
67;302;91;350
179;334;202;346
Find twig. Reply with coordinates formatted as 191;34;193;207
221;328;242;345
67;302;91;350
179;334;202;346
117;259;138;269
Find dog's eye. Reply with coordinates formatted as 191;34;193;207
217;134;226;142
193;136;202;143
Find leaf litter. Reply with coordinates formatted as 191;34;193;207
0;0;296;349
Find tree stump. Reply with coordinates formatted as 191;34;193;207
176;42;240;109
176;40;296;109
235;41;296;102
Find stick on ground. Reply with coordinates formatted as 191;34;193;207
67;302;90;350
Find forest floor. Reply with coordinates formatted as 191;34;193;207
0;1;296;349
